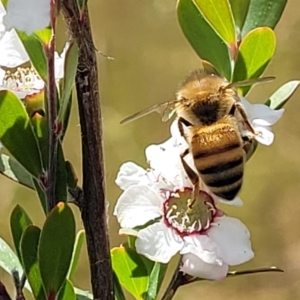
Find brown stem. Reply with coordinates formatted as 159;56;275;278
45;1;58;213
0;281;12;300
61;1;113;299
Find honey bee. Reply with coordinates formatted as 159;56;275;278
121;69;274;201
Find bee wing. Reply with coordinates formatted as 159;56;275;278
227;76;275;89
120;100;178;125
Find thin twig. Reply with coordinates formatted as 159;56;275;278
61;1;113;299
45;0;58;213
11;270;25;300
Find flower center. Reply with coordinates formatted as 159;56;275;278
163;188;216;236
2;67;43;92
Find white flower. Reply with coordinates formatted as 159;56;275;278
0;1;29;68
3;0;51;35
114;163;254;280
240;97;284;146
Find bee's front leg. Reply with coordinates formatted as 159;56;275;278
233;102;257;135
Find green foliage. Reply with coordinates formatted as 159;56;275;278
242;0;287;37
233;27;276;95
17;31;47;82
266;81;300;110
0;154;34;189
58;41;78;125
10;205;33;261
145;262;168;300
57;280;76;300
39;203;75;297
20;226;46;300
111;246;150;299
0;90;43;178
67;230;85;281
177;0;232;79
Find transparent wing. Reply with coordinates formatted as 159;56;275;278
227;76;275;89
120;100;178;124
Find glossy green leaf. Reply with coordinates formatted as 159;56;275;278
177;0;232;80
113;271;126;300
195;0;236;46
145;262;168;300
57;280;76;300
111;246;149;300
20;225;46;300
0;90;43;177
0;154;34;189
35;27;53;45
233;27;276;95
58;41;78;125
55;142;68;202
33;178;47;215
0;236;23;276
67;230;85;281
10;205;33;262
39;203;75;296
229;0;250;30
31;112;49;169
242;0;287;37
266;81;300;110
17;31;47;82
65;161;78;189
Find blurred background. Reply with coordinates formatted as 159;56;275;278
1;0;300;299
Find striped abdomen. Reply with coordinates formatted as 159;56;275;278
190;118;245;200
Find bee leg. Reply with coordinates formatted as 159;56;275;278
180;148;199;208
242;134;256;161
177;116;192;138
233;102;256;135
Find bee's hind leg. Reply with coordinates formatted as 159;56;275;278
180;148;199;209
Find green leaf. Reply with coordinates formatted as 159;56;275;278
55;142;68;202
65;161;78;189
113;271;126;300
0;236;23;276
229;0;250;30
145;262;168;300
58;41;78;125
233;27;276;95
242;0;287;37
67;230;85;281
177;0;232;80
111;246;149;300
35;27;53;45
0;154;34;189
10;205;33;262
39;202;75;297
20;225;46;300
195;0;236;46
266;81;300;110
0;90;43;177
57;280;76;300
31;112;49;170
17;31;47;82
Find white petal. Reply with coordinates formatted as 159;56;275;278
0;29;29;67
146;139;191;188
207;217;254;266
253;126;274;146
136;222;183;263
115;162;154;190
4;0;51;35
181;253;228;280
114;184;163;228
181;235;219;264
55;42;71;80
